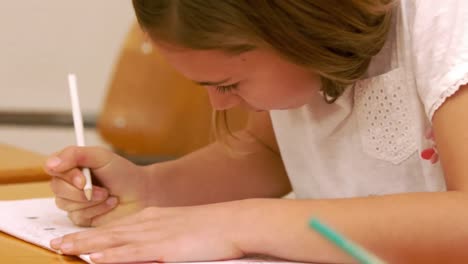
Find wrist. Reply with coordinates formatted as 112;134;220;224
229;198;313;259
228;198;275;255
137;163;160;207
139;160;177;207
129;164;152;207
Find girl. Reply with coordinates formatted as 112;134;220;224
45;0;468;263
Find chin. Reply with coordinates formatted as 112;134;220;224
273;103;308;111
245;102;307;112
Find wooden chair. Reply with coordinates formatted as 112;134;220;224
98;24;248;162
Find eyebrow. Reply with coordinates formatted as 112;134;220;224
194;78;231;86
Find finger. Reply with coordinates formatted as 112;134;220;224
51;177;109;202
47;167;85;189
89;243;165;264
68;212;92;227
51;218;165;254
67;197;119;227
45;146;114;174
51;228;105;250
83;217;161;242
42;151;59;174
55;227;141;255
55;195;110;212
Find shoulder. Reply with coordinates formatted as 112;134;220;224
401;0;468;121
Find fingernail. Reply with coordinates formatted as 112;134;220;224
106;197;118;206
90;252;103;261
93;189;107;200
73;175;83;188
60;242;74;252
50;237;62;247
46;157;62;168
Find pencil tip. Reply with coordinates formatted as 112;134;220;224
84;189;92;201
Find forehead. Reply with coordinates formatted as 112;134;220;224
153;41;245;81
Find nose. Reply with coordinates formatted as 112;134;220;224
206;89;241;110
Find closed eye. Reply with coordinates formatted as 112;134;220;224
215;83;239;94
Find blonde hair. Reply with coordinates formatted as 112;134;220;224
133;0;394;140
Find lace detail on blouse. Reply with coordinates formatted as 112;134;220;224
354;67;417;164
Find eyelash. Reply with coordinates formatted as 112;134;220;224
215;83;239;94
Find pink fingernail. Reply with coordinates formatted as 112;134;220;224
50;237;62;247
46;157;62;168
60;242;73;252
73;176;83;187
90;252;103;260
106;197;118;206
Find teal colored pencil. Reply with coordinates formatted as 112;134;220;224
309;218;387;264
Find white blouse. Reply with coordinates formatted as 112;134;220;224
270;0;468;199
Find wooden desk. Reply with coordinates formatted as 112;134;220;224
0;182;85;263
0;143;49;184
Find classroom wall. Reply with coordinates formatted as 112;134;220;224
0;1;135;154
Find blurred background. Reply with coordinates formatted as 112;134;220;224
0;1;134;155
0;1;248;164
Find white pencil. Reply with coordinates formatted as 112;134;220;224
68;73;93;201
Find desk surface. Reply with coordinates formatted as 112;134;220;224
0;182;85;263
0;143;49;183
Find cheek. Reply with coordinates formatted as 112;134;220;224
240;75;320;109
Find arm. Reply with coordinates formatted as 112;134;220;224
50;86;468;263
143;111;291;206
232;85;468;263
45;111;290;226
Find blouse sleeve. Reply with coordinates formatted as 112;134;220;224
409;0;468;120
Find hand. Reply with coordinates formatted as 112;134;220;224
44;146;149;227
50;201;245;263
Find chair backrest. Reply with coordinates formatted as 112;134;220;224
98;24;247;158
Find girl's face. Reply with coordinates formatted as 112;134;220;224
154;42;322;111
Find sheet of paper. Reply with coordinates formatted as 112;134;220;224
0;198;308;264
0;198;93;262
